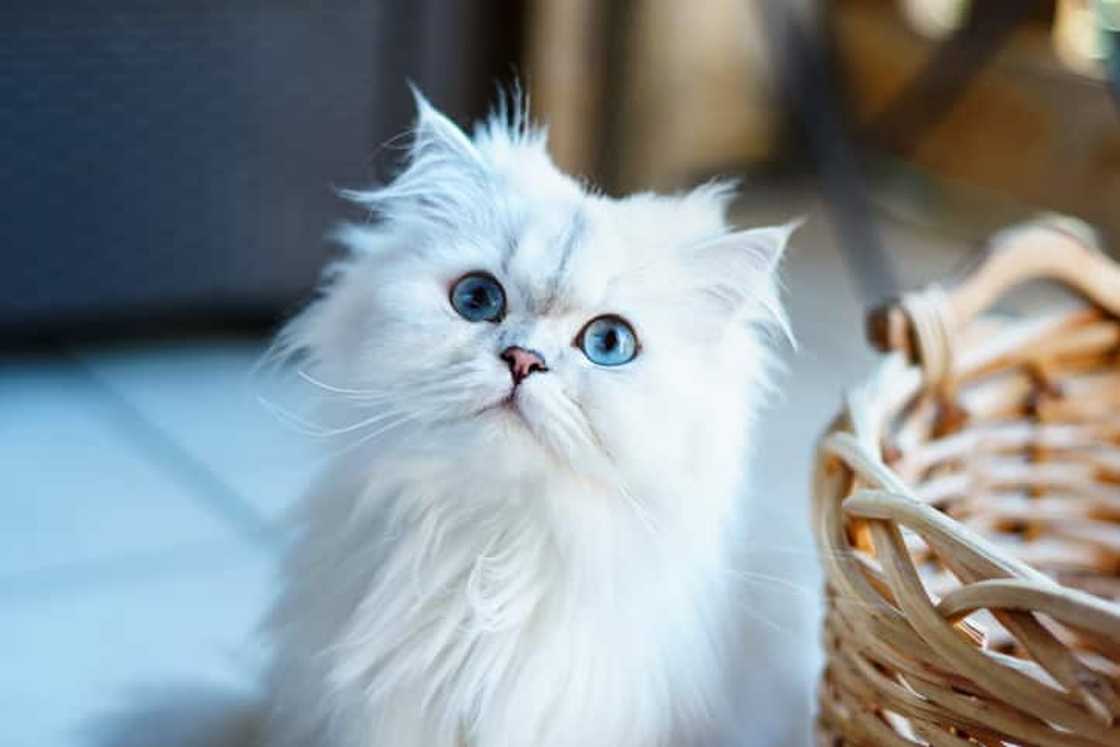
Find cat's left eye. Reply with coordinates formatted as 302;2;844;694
450;272;506;323
576;315;639;366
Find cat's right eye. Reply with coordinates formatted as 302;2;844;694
576;315;639;366
450;272;506;323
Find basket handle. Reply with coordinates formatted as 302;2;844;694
867;216;1118;368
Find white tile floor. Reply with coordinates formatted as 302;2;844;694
1;196;977;746
1;338;320;745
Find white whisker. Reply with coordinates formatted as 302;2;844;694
297;369;386;398
314;408;411;438
730;600;794;639
723;568;818;597
331;410;425;458
739;545;856;562
618;481;660;536
542;388;661;536
723;568;891;614
256;394;338;438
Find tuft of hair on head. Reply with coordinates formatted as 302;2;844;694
335;85;488;226
684;178;742;215
335;84;551;235
471;80;550;169
480;79;533;143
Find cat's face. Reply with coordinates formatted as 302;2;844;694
283;93;791;495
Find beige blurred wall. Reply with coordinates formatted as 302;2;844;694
837;0;1120;239
525;0;606;182
527;0;785;192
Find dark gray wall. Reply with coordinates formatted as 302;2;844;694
0;1;523;338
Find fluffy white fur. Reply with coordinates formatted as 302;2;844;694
262;90;795;747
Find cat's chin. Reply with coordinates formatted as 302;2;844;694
470;392;537;442
475;389;553;446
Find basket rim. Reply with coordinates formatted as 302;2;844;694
815;301;1120;610
813;300;1120;743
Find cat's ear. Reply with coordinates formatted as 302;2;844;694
688;219;801;335
408;83;484;167
702;223;794;275
694;220;799;286
340;86;489;227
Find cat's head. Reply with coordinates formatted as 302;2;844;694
278;90;793;496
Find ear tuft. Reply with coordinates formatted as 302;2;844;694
686;219;802;345
755;216;803;272
407;83;483;165
700;218;801;278
686;179;741;215
338;86;491;229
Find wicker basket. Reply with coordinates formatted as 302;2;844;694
813;217;1120;746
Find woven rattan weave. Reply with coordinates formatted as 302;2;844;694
813;218;1120;745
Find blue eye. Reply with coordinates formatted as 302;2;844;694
450;272;505;322
578;315;639;366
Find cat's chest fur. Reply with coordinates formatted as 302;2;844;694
266;456;739;747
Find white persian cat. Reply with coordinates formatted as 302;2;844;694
261;90;795;747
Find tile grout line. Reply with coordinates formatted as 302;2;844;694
0;537;269;601
58;348;279;551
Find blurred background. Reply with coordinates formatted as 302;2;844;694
3;1;1119;745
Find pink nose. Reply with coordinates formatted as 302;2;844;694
501;346;547;385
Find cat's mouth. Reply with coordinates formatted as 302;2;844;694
476;388;525;420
